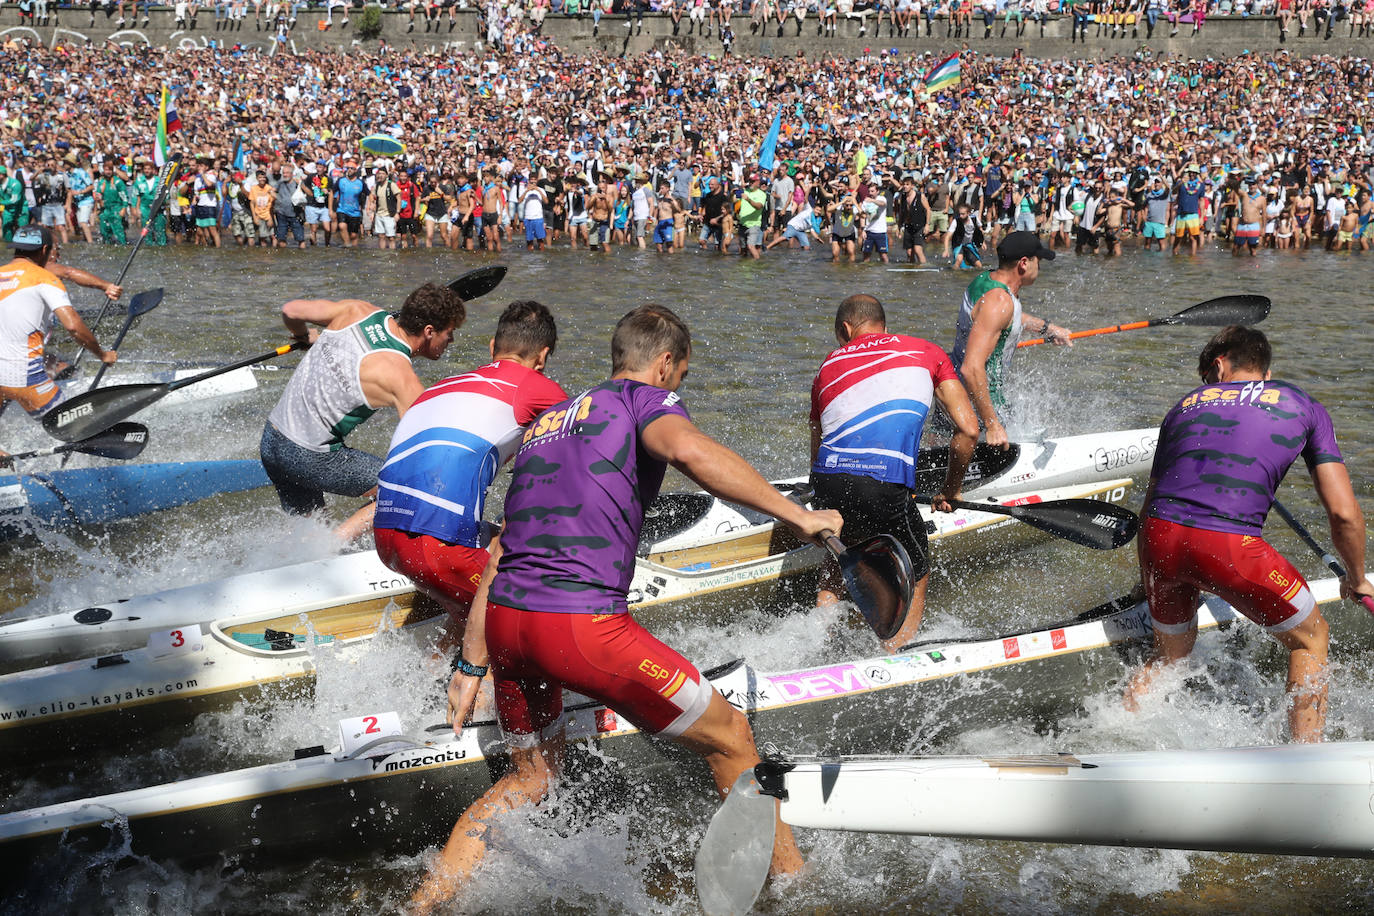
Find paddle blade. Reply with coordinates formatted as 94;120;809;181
42;383;166;442
836;534;917;640
449;265;507;301
73;422;150;460
1165;294;1271;327
640;493;716;549
129;288;165;318
695;769;776;916
1006;498;1139;549
913;441;1020;494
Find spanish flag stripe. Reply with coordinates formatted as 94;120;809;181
660;670;687;699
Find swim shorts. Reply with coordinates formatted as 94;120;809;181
1139;516;1317;634
810;472;932;580
488;602;713;748
374;527;488;617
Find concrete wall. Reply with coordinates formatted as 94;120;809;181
1;6;1367;57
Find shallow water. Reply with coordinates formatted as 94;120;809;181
2;239;1373;913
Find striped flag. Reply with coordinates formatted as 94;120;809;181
924;53;961;94
154;87;182;167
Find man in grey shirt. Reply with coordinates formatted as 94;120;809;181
272;161;307;249
770;166;795;243
672;161;693;213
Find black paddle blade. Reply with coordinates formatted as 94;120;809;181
76;422;150;460
449;265;507;301
639;493;717;551
913;441;1020;494
837;534;916;641
129;288;165;318
42;384;165;442
1006;497;1139;549
1167;294;1271;327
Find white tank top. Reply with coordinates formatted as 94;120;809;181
267;309;411;452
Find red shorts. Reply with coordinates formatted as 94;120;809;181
374;527;488;617
1139;516;1317;634
486;602;713;749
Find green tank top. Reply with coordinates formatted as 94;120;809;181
951;270;1022;413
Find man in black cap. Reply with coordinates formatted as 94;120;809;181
949;230;1071;448
0;226;118;422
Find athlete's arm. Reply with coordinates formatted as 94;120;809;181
360;352;426;417
53;306;116;365
931;377;978;511
1311;461;1374;600
960;289;1014;449
643;413;842;542
279;297;372;336
446;530;501;738
1021;310;1072;346
47;263;122;301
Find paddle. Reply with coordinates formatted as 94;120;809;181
1016;294;1272;348
42;342;303;442
0;422;149;467
1271;499;1374;616
918;495;1140;549
821;531;916;641
448;264;507;300
695;768;777;916
60;155;183;377
84;289;164;393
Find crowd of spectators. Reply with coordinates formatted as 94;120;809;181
0;32;1370;261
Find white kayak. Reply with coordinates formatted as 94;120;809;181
94;365;259;407
2;576;1361;872
0;477;1134;674
755;743;1374;858
0;478;1135;749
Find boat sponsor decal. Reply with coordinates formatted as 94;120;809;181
863;665;892;684
1002;495;1043;507
1091;435;1158;474
0;678;201;722
0;484;26;511
719;684;772;711
366;577;411;592
376;745;468;772
1051;629;1067;650
596;709;618;732
927;650;946;662
769;664;870;702
1002;637;1020;659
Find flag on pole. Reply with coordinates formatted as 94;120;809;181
924;53;961;94
757;108;782;172
154;87;182;167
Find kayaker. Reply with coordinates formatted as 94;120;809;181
809;293;981;652
410;304;839;912
949;230;1071;448
258;283;466;541
0;226;119;422
1124;326;1374;743
372;300;567;648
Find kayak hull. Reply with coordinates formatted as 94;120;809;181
1;577;1356;875
0;460;270;542
763;743;1374;858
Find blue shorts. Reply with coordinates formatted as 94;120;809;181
1142;221;1167;239
653;218;674;244
863;230;888;253
957;243;982;264
259;422;382;516
783;225;811;248
525;218;546;241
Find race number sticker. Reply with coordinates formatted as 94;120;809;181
0;484;27;511
148;624;204;658
338;711;404;757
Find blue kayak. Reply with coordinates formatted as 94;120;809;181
0;460;270;541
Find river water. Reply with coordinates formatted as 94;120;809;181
2;240;1373;914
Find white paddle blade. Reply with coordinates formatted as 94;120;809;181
695;769;777;916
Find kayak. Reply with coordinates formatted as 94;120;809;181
648;426;1158;546
0;460;270;542
5;576;1357;872
84;365;259;407
750;743;1374;858
0;477;1134;676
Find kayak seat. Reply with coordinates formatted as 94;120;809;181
230;628;336;651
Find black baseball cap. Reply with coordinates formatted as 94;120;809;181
12;225;52;252
996;230;1055;264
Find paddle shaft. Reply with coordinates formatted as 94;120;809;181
1271;499;1374;616
166;342;302;393
926;495;1139;550
68;156;182;374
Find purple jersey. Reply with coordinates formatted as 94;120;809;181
491;379;690;614
1147;379;1343;535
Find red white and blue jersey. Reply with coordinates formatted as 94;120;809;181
809;333;958;488
375;360;567;546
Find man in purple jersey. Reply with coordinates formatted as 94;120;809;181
1125;326;1372;743
410;304;839;911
